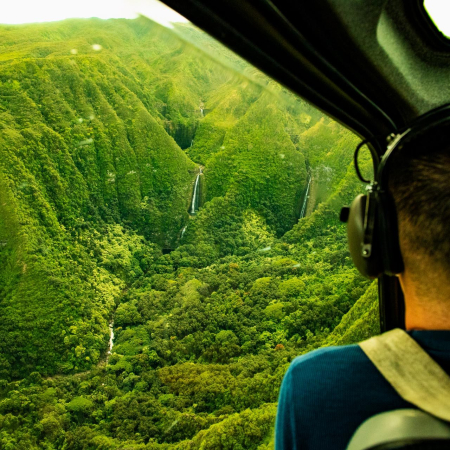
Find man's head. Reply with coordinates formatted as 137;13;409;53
388;122;450;325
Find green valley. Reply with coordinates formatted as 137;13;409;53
0;16;377;449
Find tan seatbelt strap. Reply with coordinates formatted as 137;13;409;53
359;328;450;422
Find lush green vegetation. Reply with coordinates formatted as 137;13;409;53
0;17;378;449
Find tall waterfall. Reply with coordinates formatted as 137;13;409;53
300;174;312;219
190;168;202;215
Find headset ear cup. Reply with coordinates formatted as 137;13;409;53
377;192;404;275
347;194;383;279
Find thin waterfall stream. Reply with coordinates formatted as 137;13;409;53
106;321;114;362
190;167;202;215
300;173;312;219
179;167;203;241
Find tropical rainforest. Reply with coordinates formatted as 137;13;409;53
0;15;378;450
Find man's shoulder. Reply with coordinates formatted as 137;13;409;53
276;343;411;450
288;344;371;381
284;344;386;403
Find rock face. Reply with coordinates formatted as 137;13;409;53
164;120;198;149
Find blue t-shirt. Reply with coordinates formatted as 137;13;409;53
275;331;450;450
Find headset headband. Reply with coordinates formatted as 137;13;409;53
355;104;450;189
343;103;450;281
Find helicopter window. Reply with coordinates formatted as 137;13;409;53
0;0;377;447
423;0;450;39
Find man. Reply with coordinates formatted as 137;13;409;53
275;122;450;450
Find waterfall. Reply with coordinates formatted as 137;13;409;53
181;225;187;239
300;174;312;219
190;175;200;214
200;108;204;117
190;168;202;215
107;321;114;356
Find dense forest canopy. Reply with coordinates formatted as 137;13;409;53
0;16;378;449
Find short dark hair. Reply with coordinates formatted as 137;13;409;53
388;122;450;275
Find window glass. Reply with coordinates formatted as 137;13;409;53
424;0;450;38
0;1;376;447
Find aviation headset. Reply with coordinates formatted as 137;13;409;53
341;105;450;279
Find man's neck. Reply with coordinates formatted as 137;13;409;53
400;272;450;331
405;305;450;330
